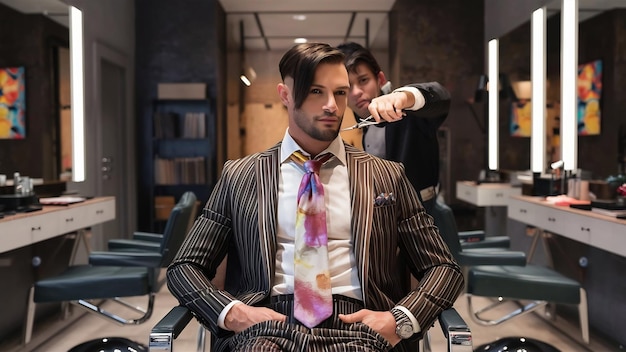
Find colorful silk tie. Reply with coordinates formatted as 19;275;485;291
291;150;333;328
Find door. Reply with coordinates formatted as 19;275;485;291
99;59;126;242
93;42;135;248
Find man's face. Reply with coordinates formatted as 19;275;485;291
286;62;349;144
346;63;385;118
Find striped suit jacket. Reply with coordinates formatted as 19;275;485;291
167;142;463;343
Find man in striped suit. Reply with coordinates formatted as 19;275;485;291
167;43;463;352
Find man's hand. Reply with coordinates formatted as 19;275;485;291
338;309;401;346
224;303;287;333
368;91;413;123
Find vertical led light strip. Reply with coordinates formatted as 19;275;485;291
531;7;546;173
70;6;85;182
561;0;578;171
488;39;499;171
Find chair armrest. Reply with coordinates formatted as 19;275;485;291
133;231;164;242
457;249;527;266
149;306;194;350
461;236;510;250
438;308;473;352
89;251;163;267
108;238;161;252
457;230;485;242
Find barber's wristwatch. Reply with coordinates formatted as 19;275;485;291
391;308;414;339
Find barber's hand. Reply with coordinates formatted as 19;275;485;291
368;91;413;123
339;309;401;346
224;303;287;333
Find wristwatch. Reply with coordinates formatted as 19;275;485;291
391;308;414;339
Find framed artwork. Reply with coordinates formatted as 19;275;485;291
510;101;531;137
577;59;602;136
0;67;26;139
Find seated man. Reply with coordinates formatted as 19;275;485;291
167;42;463;352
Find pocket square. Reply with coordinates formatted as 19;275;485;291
374;192;396;206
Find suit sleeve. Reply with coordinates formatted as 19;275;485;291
404;82;451;128
392;161;464;333
166;160;237;334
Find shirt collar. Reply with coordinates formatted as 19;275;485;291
280;128;346;166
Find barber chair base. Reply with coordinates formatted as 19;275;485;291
474;336;560;352
467;265;589;344
69;337;148;352
23;265;156;345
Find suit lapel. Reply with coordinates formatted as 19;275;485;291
256;144;280;293
345;145;374;305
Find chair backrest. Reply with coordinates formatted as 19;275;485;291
431;200;463;260
158;191;197;266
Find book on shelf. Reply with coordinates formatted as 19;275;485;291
154;112;180;138
591;207;626;218
182;112;206;138
154;157;206;185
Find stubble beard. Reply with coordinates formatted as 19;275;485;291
294;110;341;142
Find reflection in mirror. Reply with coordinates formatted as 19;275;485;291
0;0;76;181
560;0;578;171
69;5;85;182
531;7;546;174
488;39;499;171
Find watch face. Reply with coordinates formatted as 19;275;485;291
397;323;414;339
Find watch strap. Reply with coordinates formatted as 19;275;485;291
391;307;414;338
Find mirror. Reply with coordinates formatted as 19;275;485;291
543;0;626;179
0;0;77;181
494;12;532;172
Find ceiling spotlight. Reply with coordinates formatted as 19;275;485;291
292;14;307;21
240;64;257;87
294;37;307;44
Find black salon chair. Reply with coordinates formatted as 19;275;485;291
431;201;526;267
149;305;472;352
432;201;588;344
466;265;589;344
23;191;197;346
106;199;198;253
457;229;511;250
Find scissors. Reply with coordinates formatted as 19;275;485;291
340;115;380;131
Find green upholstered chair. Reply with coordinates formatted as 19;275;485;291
457;230;511;250
23;191;197;345
105;198;198;253
466;264;589;344
432;200;588;344
431;201;527;267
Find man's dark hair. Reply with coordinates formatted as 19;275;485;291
337;42;382;77
279;43;345;109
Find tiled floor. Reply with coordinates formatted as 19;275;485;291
5;272;619;352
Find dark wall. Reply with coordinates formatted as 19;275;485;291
577;9;626;179
0;4;69;180
388;0;485;203
499;21;532;171
135;0;226;231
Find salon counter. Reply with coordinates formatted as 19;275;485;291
0;197;115;254
508;195;626;257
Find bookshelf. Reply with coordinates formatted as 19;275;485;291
150;88;215;231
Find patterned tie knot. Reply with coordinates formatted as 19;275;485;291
291;151;333;174
303;159;321;174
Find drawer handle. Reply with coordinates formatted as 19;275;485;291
496;193;503;197
581;227;590;232
66;218;74;222
520;209;527;213
548;217;555;222
96;210;104;214
31;226;41;231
